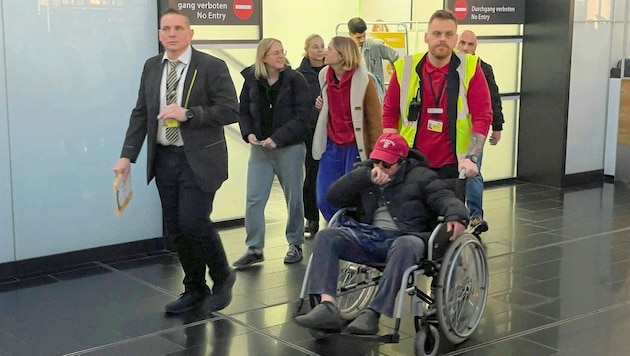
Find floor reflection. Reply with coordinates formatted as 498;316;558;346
2;181;630;355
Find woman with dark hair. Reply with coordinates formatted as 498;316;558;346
297;34;325;236
312;36;382;221
234;38;312;268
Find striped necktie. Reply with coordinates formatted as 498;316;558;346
165;59;181;144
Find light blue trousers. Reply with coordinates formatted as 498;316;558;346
466;153;484;218
244;143;306;249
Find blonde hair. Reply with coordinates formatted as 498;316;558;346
372;19;389;32
254;38;282;80
331;36;360;71
303;34;323;58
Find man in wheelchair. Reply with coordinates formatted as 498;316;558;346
294;132;469;335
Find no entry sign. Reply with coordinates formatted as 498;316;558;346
445;0;525;24
233;0;254;20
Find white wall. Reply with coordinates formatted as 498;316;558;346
566;4;614;175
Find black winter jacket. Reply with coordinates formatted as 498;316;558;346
480;59;504;132
327;149;469;237
296;57;322;131
238;65;311;147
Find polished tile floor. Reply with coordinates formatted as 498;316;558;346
2;180;630;355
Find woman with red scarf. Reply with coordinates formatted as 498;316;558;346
312;36;382;221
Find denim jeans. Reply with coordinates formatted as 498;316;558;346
316;140;360;221
244;143;306;248
466;152;484;218
308;226;425;318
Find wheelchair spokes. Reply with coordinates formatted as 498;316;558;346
436;234;488;344
335;261;381;320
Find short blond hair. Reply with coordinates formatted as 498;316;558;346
331;36;360;71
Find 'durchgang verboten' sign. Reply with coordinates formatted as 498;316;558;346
172;0;261;25
445;0;525;25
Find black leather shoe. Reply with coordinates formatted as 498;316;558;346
294;301;342;331
307;220;319;235
165;291;208;315
344;308;380;335
205;270;236;312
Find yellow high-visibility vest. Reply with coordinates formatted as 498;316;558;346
394;51;478;159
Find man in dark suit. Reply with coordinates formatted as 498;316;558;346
113;8;239;314
457;30;505;234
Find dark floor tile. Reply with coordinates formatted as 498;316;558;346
2;319;127;356
516;199;565;211
0;275;58;293
515;190;564;204
491;289;552;309
230;303;297;330
0;330;21;351
513;259;562;281
482;223;550;242
159;317;248;349
514;208;566;222
0;277;18;285
165;329;311;356
513;183;560;195
497;232;567;251
523;309;626;354
3;180;630;356
79;335;183;356
474;309;555;341
511;245;564;266
453;337;556;356
488;271;539;295
481;242;515;258
519;277;563;299
295;332;383;356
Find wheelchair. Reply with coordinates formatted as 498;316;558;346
295;208;489;356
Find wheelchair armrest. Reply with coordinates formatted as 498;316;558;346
426;221;452;261
329;207;357;227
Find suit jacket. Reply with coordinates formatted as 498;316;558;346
120;48;239;193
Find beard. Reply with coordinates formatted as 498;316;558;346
430;45;452;60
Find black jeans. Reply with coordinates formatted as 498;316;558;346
154;145;230;294
303;136;320;222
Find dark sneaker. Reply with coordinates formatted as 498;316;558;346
294;301;342;331
233;248;264;269
344;308;380;335
284;244;303;264
470;216;489;234
165;291;209;315
205;270;236;312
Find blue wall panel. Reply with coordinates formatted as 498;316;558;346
3;1;163;260
0;6;15;263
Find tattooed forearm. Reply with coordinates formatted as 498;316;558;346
467;133;486;156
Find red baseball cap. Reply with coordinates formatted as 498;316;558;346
369;133;409;164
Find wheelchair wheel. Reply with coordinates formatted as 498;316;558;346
336;261;380;320
309;261;380;321
434;234;488;344
414;324;439;356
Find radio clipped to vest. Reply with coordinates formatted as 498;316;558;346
407;87;422;122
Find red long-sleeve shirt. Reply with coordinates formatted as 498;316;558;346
383;58;491;168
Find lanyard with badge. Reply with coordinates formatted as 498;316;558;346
426;72;446;133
